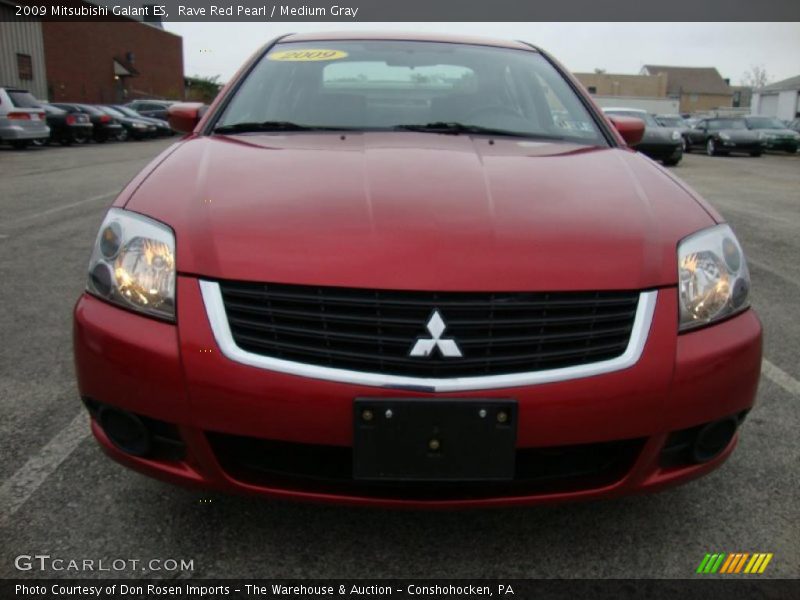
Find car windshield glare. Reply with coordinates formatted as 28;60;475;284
213;41;606;145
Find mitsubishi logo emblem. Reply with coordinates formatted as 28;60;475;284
409;310;463;358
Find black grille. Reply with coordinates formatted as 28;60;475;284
218;281;640;378
207;433;645;500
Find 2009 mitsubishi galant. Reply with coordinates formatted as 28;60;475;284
74;33;762;507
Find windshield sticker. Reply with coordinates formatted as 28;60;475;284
268;49;348;62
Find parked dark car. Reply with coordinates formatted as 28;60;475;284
603;108;683;166
111;105;174;136
685;118;763;157
36;104;93;145
655;114;691;151
52;103;123;143
125;99;174;121
96;105;157;140
744;116;799;154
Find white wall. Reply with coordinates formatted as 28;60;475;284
776;90;799;120
592;95;680;114
752;90;800;120
0;3;48;99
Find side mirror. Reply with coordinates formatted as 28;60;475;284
167;102;207;134
607;115;645;146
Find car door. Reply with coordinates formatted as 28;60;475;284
688;120;707;146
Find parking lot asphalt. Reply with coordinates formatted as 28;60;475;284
0;140;798;579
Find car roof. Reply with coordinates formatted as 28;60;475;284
281;31;536;51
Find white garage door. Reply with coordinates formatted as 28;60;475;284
759;94;779;116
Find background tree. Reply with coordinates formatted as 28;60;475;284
185;75;223;103
741;65;770;89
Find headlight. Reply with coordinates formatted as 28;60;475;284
133;123;146;129
719;132;731;141
678;224;750;331
87;208;176;321
671;130;681;141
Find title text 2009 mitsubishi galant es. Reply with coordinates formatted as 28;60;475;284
74;33;762;507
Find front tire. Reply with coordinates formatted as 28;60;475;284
10;140;29;149
706;138;718;156
750;151;762;157
115;128;128;142
663;156;681;166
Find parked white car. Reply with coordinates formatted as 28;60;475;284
0;87;50;148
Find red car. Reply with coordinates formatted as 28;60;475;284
74;33;762;508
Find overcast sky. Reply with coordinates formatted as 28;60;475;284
164;22;800;86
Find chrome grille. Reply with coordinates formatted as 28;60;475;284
217;281;640;379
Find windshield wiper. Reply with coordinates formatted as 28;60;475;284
393;122;564;140
213;121;346;134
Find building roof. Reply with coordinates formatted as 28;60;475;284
757;75;800;93
642;65;731;96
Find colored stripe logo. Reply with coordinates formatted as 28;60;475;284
696;553;773;574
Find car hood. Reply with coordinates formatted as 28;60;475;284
125;132;716;291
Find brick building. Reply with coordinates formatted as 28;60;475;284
574;72;668;98
641;65;733;113
0;0;183;103
42;19;183;103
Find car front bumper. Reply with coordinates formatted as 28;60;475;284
762;139;798;152
637;142;682;161
719;140;763;152
73;277;763;508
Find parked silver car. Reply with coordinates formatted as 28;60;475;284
0;87;50;148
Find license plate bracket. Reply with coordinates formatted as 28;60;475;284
353;398;517;481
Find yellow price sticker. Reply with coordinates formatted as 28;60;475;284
267;49;348;62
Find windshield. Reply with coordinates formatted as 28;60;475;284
214;41;606;145
100;106;126;118
657;116;686;127
708;119;747;130
746;117;786;129
7;91;40;108
115;106;141;118
604;110;658;127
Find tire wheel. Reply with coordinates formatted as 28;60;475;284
750;151;762;157
10;140;29;149
31;138;46;147
59;137;72;146
681;137;687;152
116;129;128;142
706;138;718;156
72;133;88;144
663;157;681;166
